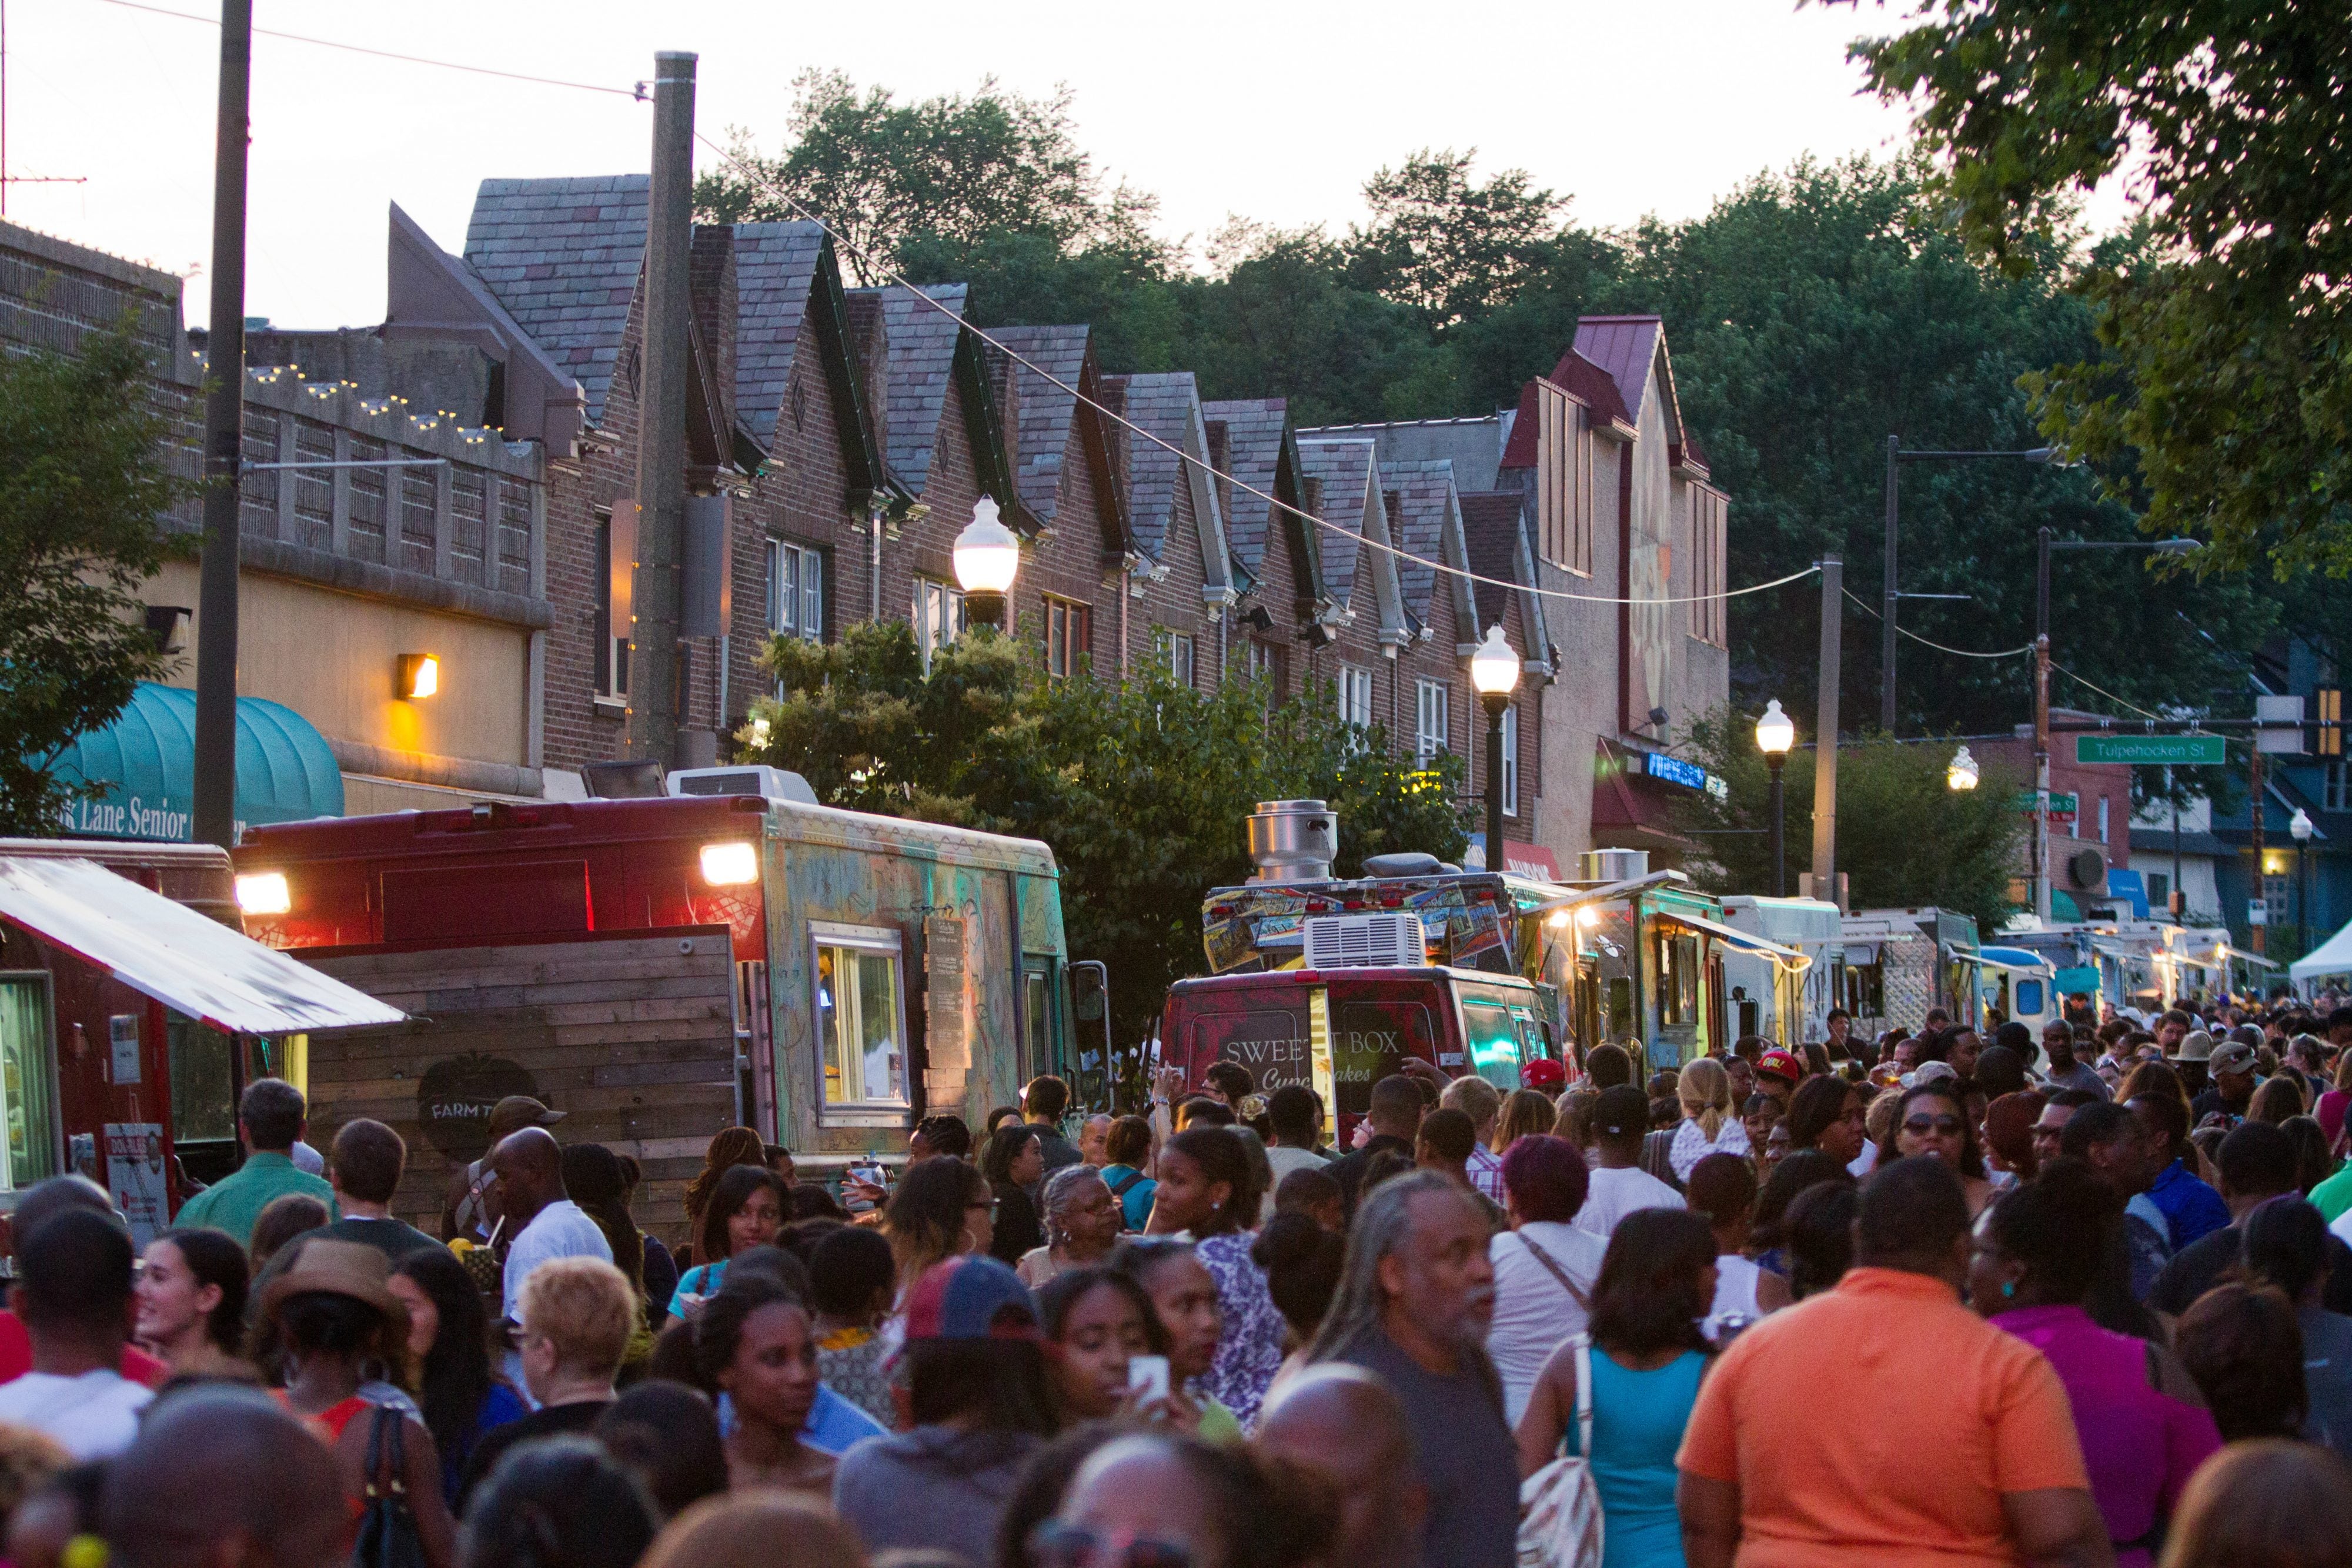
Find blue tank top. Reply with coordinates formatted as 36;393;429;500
1566;1348;1708;1568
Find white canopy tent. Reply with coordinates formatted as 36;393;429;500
2291;917;2352;987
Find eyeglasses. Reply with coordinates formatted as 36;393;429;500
1028;1523;1193;1568
967;1199;1001;1216
1905;1115;1963;1137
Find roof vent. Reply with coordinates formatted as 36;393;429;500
667;765;820;805
1248;799;1337;882
1304;912;1428;969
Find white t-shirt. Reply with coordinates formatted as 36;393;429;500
0;1369;152;1459
1710;1253;1763;1324
1261;1145;1331;1222
1486;1221;1608;1425
502;1199;614;1396
1573;1165;1685;1241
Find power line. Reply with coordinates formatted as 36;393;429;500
1840;590;2032;659
2050;662;2168;723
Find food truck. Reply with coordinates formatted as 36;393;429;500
0;840;403;1238
236;768;1097;1186
1718;895;1840;1047
1837;907;1985;1035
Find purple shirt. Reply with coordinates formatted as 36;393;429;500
1991;1304;2219;1567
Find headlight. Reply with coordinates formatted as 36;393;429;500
236;872;291;915
699;841;759;887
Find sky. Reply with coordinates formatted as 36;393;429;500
9;0;1933;330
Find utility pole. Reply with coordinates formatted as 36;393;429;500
191;0;252;850
2250;744;2267;957
2169;765;2184;921
626;50;696;770
1881;436;1899;734
1812;555;1842;903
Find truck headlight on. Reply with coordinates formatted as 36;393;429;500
236;872;292;915
699;841;759;887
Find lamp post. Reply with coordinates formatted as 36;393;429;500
1947;745;1979;793
2293;807;2314;959
953;496;1020;634
1881;440;2069;735
1756;699;1795;897
1469;627;1521;874
2032;529;2197;921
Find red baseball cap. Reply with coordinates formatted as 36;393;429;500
1523;1058;1566;1089
1756;1049;1803;1085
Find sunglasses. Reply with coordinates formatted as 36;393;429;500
1905;1115;1963;1137
1030;1523;1193;1568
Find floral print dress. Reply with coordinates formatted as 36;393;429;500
1195;1230;1287;1431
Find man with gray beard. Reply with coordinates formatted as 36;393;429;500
1306;1169;1516;1568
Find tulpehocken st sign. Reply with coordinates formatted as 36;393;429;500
2076;734;2228;766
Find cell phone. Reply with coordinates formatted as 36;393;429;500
1128;1354;1170;1403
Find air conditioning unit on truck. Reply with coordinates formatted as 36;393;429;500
236;778;1101;1231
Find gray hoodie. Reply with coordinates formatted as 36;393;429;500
832;1425;1043;1564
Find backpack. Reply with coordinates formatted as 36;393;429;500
353;1405;430;1568
1516;1335;1603;1568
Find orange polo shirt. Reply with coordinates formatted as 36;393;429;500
1677;1266;2089;1567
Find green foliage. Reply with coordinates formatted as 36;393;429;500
1675;708;2024;934
0;324;196;835
1843;0;2352;579
1344;150;1569;331
738;628;1468;1041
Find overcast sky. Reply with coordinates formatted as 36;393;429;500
13;0;1933;330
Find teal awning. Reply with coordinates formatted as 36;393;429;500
48;683;342;842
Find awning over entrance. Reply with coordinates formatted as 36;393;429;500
1656;908;1812;969
0;855;403;1035
49;683;343;842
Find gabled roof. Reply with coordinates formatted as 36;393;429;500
989;325;1090;523
1296;439;1375;609
1200;398;1289;571
1379;459;1479;638
1573;315;1681;444
463;175;649;427
865;283;968;497
1459;489;1553;671
731;222;826;446
383;202;581;450
1112;371;1232;595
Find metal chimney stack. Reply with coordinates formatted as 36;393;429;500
1248;800;1338;882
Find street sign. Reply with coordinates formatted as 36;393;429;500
2010;791;2078;817
2076;734;2228;765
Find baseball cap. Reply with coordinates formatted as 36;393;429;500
901;1254;1041;1343
1592;1085;1651;1139
1756;1049;1803;1086
1905;1061;1959;1090
2177;1031;2215;1062
488;1096;565;1140
1522;1058;1565;1089
2210;1039;2259;1075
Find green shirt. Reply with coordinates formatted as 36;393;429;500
173;1151;338;1245
2314;1162;2352;1224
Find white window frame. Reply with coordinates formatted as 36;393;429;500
766;540;824;644
1502;703;1519;817
1339;664;1374;730
810;921;911;1126
0;974;61;1193
2096;795;2109;845
1154;627;1195;687
914;578;964;671
1416;679;1450;764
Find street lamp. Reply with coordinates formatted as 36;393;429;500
1947;745;1980;792
953;496;1021;632
1469;626;1521;874
2029;529;2199;921
1756;699;1795;897
1881;439;2074;734
2293;807;2314;958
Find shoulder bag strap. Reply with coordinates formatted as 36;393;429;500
1109;1169;1146;1199
1572;1333;1595;1460
1517;1232;1591;1310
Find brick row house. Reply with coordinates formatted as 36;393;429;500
203;155;1729;873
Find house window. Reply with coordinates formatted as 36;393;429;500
2145;871;2171;911
1416;679;1451;764
1338;664;1374;730
2328;762;2350;811
1535;382;1593;577
1045;596;1093;680
593;509;627;700
2264;872;2291;931
813;924;908;1111
1502;703;1519;817
2097;795;2109;845
766;540;824;643
1248;640;1287;693
0;976;59;1191
914;578;963;669
1154;627;1195;687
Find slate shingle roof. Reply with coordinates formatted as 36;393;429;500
854;283;967;496
989;325;1090;524
1200;397;1288;572
1297;439;1377;610
731;222;826;446
1459;490;1526;631
1379;459;1461;618
1114;371;1205;561
463;175;649;427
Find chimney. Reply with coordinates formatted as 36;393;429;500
629;50;699;768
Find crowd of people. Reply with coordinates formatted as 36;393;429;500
8;1000;2352;1568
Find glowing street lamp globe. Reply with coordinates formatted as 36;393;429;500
953;496;1020;630
1469;626;1521;698
1948;745;1980;792
1754;700;1795;756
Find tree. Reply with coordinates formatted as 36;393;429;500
1846;0;2352;579
737;625;1468;1042
1345;150;1569;331
1674;707;2025;933
0;324;197;835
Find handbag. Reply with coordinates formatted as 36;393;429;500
353;1405;430;1568
1516;1335;1603;1568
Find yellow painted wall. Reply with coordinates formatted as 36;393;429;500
148;560;532;767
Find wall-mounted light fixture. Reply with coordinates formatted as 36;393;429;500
396;654;439;700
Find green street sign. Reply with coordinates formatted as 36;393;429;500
2076;733;2229;765
2012;791;2079;815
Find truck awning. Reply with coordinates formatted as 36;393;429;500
1658;909;1812;969
0;855;405;1036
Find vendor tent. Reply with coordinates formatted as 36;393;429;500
2291;918;2352;985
